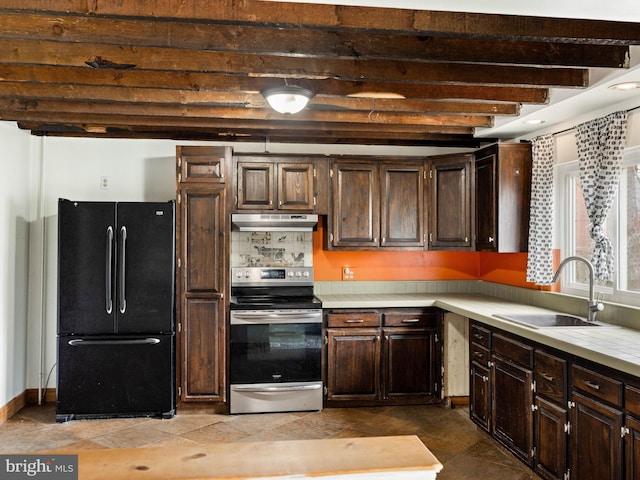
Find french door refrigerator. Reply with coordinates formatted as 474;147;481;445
56;199;176;422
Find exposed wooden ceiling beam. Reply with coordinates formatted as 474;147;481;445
0;1;637;146
0;12;629;69
2;1;639;45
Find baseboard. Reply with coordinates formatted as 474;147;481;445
25;388;56;406
448;396;470;407
0;392;26;425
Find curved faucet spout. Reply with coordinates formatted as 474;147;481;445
552;256;603;322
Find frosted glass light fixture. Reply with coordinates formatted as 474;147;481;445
262;85;314;114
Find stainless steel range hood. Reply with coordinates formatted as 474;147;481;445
231;213;318;231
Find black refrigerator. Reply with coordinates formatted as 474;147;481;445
56;199;176;422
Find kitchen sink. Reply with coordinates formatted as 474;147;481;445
494;313;600;328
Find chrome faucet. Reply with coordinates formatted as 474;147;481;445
552;256;604;322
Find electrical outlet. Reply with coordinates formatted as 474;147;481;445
100;176;109;190
342;267;355;280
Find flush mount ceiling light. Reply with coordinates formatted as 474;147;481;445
609;82;640;92
262;85;314;114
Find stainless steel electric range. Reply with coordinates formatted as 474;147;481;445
229;266;323;414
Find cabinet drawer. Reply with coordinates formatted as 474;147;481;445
470;323;490;348
492;333;533;368
327;312;381;328
571;364;622;407
625;385;640;417
470;343;490;367
534;350;566;404
383;312;437;328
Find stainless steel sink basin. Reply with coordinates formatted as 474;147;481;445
495;313;600;328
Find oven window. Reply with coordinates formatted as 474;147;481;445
230;323;321;384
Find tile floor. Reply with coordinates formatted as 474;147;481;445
0;403;540;479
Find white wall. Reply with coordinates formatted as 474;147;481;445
0;123;32;407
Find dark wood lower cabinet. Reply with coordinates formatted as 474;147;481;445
183;298;224;401
492;355;533;466
470;360;491;432
325;308;442;407
326;329;380;402
570;390;624;480
625;415;640;480
383;329;437;401
534;396;567;480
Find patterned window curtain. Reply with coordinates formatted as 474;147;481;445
526;134;555;285
576;110;628;281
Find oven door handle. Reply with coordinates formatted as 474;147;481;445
232;384;322;393
231;311;322;324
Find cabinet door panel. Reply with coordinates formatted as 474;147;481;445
626;415;640;480
470;361;491;432
178;146;228;183
383;329;436;400
534;396;567;480
430;157;472;249
331;163;379;247
326;329;380;400
475;154;496;250
492;356;533;465
278;163;315;210
181;188;225;295
380;165;424;247
237;162;274;210
570;391;623;480
183;298;224;401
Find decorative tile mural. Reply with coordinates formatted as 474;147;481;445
231;231;313;267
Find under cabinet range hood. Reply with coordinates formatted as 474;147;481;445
231;213;318;231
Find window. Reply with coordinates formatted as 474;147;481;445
558;145;640;306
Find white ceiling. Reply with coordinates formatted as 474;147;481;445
269;0;640;140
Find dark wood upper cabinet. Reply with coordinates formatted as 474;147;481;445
233;156;317;212
429;153;473;250
380;163;425;248
474;143;532;252
330;161;380;248
177;145;229;184
328;159;424;249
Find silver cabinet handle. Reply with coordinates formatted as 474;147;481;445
584;380;601;390
402;319;421;323
105;226;113;314
119;226;127;314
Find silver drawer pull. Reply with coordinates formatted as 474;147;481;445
474;351;484;358
584;380;601;390
540;373;554;382
402;319;421;323
346;319;364;323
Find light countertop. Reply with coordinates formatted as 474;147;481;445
318;293;640;378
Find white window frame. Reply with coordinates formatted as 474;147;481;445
557;144;640;307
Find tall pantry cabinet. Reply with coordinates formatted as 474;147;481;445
176;146;231;410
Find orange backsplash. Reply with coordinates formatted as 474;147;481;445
313;225;557;290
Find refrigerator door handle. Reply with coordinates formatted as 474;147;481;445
68;338;162;346
105;226;113;314
119;226;127;314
